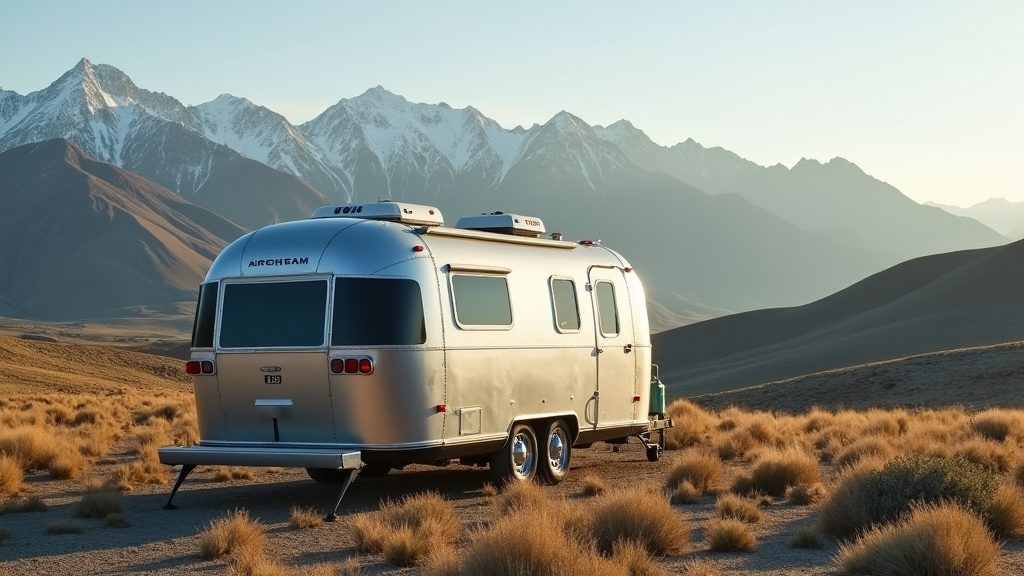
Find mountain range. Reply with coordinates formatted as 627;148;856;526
926;198;1024;240
652;236;1024;396
0;58;1010;327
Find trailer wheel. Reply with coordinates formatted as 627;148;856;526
490;423;538;484
538;419;572;485
305;467;349;483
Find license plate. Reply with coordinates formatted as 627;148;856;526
264;375;282;384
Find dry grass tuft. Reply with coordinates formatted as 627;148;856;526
0;427;60;470
0;495;47;514
0;456;22;496
47;451;89;480
706;519;756;552
289;505;323;529
496;480;549;514
733;448;821;496
680;559;721;576
971;409;1024;442
198;509;266;560
351;491;461;565
986;483;1024;539
581;474;607;497
834;437;896;469
789;527;823;549
588;486;690;556
230;467;254;480
74;489;123;518
213;467;233;482
670;480;702;505
45;520;86;535
665;399;712;449
104;512;130;528
714;494;763;523
611;539;671;576
837;503;999;576
420;546;460;576
785;483;827;506
665;450;722;493
480;482;499;499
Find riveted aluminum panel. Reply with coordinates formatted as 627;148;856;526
238;219;361;277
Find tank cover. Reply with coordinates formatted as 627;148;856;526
310;201;444;227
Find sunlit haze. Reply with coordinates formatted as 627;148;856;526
1;0;1020;206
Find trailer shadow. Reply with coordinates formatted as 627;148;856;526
0;465;495;563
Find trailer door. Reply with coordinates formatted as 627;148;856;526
587;266;636;428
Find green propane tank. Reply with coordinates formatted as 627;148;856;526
649;364;666;418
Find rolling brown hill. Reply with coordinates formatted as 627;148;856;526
0;139;246;320
652;237;1024;398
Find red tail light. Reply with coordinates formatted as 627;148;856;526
359;358;373;374
201;360;215;374
345;358;358;373
184;361;201;375
330;359;344;374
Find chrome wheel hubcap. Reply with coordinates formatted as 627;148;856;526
548;429;569;473
512;432;534;478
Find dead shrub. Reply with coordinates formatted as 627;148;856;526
834;437;896;469
665;450;722;493
104;512;130;528
733;448;820;496
0;427;60;470
789;527;823;549
714;494;762;523
664;400;711;449
670;480;702;505
45;520;86;535
47;451;88;480
350;513;388;553
785;483;827;506
198;509;266;559
289;505;323;529
955;436;1016;473
971;409;1024;442
74;489;123;518
0;456;22;496
352;491;461;562
480;482;499;499
744;414;779;446
714;429;756;461
588;486;690;556
497;480;549;514
225;546;287;576
986;483;1024;539
383;526;433;566
213;467;233;482
0;495;47;514
611;539;670;576
230;467;254;480
680;559;720;576
420;546;460;576
837;503;999;576
581;475;607;497
706;519;755;552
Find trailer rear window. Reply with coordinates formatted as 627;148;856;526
451;275;512;327
220;280;328;348
191;282;218;348
331;278;426;345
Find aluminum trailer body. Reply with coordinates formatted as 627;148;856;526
159;202;670;513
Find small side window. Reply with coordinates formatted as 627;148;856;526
595;281;619;336
550;278;580;332
451;274;512;328
191;282;218;348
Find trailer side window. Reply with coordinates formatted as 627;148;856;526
220;280;328;348
595;281;620;336
550;278;580;332
331;278;426;345
191;282;218;348
451;275;512;327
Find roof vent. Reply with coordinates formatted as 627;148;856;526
454;212;546;238
310;201;444;226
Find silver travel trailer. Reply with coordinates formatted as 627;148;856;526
159;201;672;518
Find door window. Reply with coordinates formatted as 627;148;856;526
595;281;619;337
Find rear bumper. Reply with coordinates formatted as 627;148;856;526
158;445;362;470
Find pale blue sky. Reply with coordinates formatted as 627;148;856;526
1;1;1020;206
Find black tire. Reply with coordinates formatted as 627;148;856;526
538;419;572;485
358;463;392;478
305;467;349;483
490;422;538;485
646;444;661;462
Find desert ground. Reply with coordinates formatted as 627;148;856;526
2;334;1024;576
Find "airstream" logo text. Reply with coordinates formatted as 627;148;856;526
247;257;309;267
